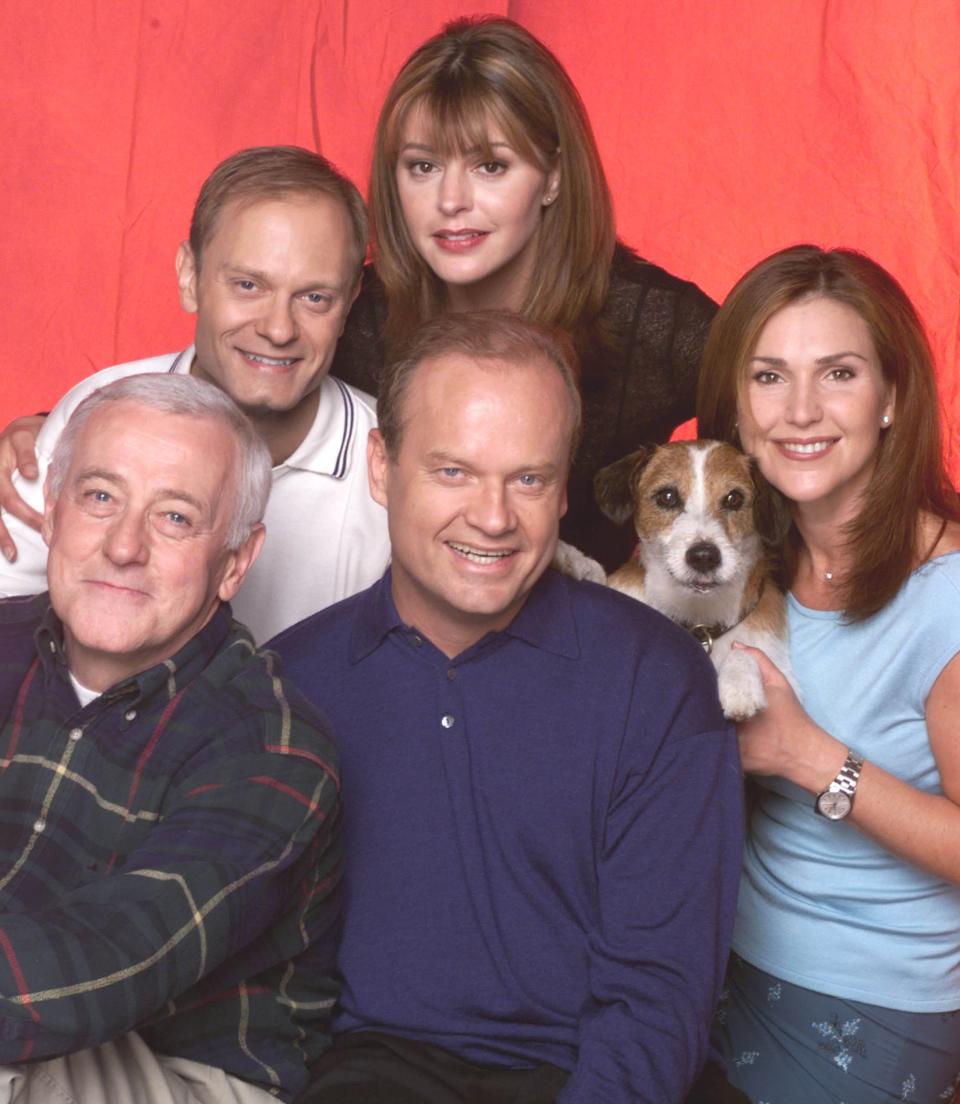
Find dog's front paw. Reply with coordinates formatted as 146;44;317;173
717;649;766;721
552;540;606;584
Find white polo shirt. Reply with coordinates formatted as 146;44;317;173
0;348;390;642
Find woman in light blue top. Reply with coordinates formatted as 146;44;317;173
697;245;960;1103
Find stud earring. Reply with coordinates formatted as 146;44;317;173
881;414;891;426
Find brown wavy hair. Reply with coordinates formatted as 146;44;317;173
697;244;960;620
370;16;615;358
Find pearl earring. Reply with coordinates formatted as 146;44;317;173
881;414;891;426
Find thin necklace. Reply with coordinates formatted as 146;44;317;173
822;517;948;583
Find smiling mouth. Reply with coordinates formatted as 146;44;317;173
88;580;149;598
777;439;837;457
447;541;514;564
240;350;299;369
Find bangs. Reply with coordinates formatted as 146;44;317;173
389;90;548;168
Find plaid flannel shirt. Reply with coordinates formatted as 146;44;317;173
0;593;341;1101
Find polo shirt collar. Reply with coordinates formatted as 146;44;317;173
177;350;358;479
168;346;195;376
277;375;358;478
349;572;403;661
349;567;581;663
36;601;237;705
499;570;581;658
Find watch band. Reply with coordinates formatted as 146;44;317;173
834;749;864;796
814;748;864;820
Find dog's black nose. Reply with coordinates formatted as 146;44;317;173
686;542;721;574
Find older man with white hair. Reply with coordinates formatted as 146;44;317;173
0;374;340;1104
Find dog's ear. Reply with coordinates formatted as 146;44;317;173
594;446;656;524
750;460;792;548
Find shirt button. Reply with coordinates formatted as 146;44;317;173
441;714;455;729
447;669;456;681
412;635;423;647
69;727;83;741
33;818;46;833
124;709;137;722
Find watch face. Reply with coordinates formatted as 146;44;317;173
816;790;852;820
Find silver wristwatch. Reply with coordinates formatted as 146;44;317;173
814;749;864;820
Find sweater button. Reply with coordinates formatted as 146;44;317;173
69;727;83;741
34;818;46;833
441;714;455;729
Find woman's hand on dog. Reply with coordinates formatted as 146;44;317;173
731;643;847;794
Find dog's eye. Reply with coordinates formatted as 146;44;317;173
653;487;682;509
722;489;746;511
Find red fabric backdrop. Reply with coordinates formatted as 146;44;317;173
2;1;958;473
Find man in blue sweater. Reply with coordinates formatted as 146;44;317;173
270;311;744;1103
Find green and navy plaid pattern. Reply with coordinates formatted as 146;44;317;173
0;594;341;1101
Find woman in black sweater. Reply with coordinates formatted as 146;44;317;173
332;15;716;570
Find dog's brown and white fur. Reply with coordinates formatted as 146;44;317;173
595;440;792;720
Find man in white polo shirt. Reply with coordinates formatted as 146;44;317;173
0;146;389;641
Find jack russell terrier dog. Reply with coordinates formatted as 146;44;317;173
594;440;793;720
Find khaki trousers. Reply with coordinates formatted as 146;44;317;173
0;1032;278;1104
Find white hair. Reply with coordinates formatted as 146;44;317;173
48;373;272;549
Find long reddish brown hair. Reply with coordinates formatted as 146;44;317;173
370;17;615;359
697;244;960;620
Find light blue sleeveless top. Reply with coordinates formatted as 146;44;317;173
733;551;960;1011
